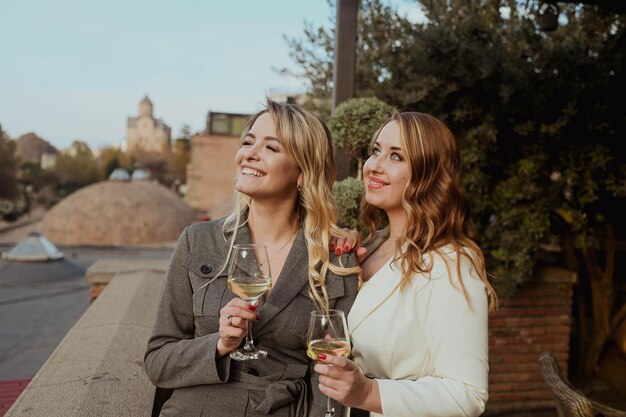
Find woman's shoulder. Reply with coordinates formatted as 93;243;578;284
180;217;230;247
419;246;484;286
185;217;226;234
359;227;390;262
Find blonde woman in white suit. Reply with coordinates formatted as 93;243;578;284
315;111;498;417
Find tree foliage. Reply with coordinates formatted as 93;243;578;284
0;124;18;200
333;177;366;230
98;146;132;180
53;140;101;196
328;98;394;178
171;126;191;182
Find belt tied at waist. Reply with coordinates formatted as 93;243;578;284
230;366;309;417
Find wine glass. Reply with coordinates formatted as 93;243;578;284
227;244;272;360
307;309;351;417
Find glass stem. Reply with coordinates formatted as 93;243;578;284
243;318;255;352
325;395;334;417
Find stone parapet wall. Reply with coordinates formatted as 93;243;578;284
485;267;576;415
85;258;169;302
5;260;167;417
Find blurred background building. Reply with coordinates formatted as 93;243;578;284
185;111;248;218
14;133;58;170
126;96;171;157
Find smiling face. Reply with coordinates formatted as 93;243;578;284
234;112;302;203
362;120;410;215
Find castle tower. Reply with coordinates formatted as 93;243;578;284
139;96;153;118
126;96;171;156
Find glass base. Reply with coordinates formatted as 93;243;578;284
230;347;267;361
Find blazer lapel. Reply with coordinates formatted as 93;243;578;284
347;227;396;335
359;227;389;263
254;228;309;332
348;259;401;336
233;222;252;246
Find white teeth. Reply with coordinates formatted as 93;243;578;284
242;167;265;177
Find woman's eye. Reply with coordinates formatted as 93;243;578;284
371;148;380;156
241;139;253;146
391;152;402;161
266;145;278;153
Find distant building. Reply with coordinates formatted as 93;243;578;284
126;96;171;156
14;132;58;169
268;91;309;106
40;149;58;169
205;111;249;137
185;111;250;217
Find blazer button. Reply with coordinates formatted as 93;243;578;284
200;264;213;274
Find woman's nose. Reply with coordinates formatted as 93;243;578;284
365;156;383;175
242;143;260;160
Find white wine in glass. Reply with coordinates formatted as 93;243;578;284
307;309;351;417
306;338;351;360
228;279;271;301
227;244;272;361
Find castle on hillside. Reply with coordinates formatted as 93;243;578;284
126;96;171;156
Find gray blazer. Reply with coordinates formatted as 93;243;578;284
144;218;359;417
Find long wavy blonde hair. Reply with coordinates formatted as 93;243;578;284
222;98;358;310
361;112;498;311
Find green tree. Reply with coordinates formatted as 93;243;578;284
53;140;101;195
333;177;366;229
98;146;132;179
99;147;121;179
328;98;394;179
171;125;192;182
177;124;192;141
286;0;626;376
18;162;59;197
0;124;18;199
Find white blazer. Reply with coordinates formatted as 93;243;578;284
347;247;489;417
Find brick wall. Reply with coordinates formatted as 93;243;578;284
185;134;239;218
485;267;576;414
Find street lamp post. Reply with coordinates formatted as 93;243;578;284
332;0;358;179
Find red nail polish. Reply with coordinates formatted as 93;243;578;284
248;305;256;312
344;245;350;252
335;248;342;256
329;243;335;251
318;353;327;360
256;314;261;320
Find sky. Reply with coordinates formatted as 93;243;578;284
0;0;423;151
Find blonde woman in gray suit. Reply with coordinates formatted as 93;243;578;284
144;99;359;417
316;112;498;417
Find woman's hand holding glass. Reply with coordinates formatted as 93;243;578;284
314;354;381;413
225;244;272;360
307;309;351;417
217;298;260;358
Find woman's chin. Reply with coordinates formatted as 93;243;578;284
234;180;255;196
365;194;384;208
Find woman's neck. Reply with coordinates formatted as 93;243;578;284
247;201;299;244
385;209;408;244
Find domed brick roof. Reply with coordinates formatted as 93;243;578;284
41;181;197;246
